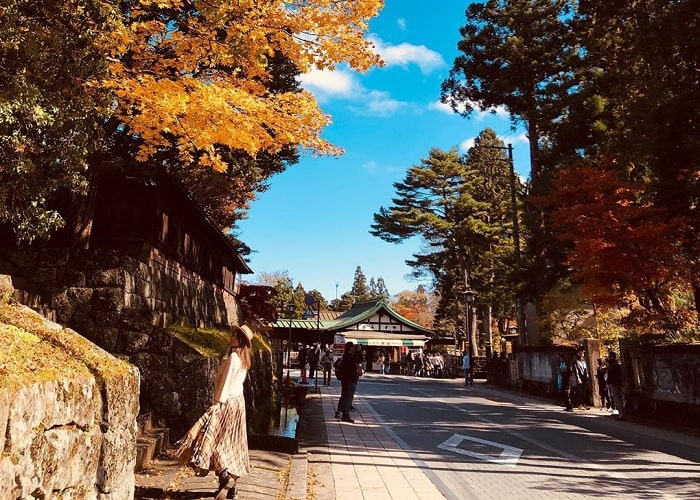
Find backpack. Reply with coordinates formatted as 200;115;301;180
334;358;343;380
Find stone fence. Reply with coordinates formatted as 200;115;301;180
488;339;700;429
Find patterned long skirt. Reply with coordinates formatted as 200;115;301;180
175;394;250;478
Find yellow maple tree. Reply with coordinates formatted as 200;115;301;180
100;0;384;171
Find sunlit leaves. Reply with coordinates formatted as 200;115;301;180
0;0;118;242
103;0;384;167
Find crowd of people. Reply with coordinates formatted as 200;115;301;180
375;350;452;378
296;345;460;379
558;348;625;420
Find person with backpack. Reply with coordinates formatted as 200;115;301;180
335;342;360;423
321;347;334;385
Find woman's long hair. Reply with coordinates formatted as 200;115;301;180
230;330;252;370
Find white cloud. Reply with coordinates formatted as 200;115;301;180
431;99;509;121
515;132;529;143
362;160;380;173
397;18;407;31
298;68;359;101
430;100;457;114
370;36;445;75
362;160;406;176
300;68;408;117
361;90;407;117
460;137;476;151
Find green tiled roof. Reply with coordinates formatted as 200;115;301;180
271;298;433;335
326;298;433;334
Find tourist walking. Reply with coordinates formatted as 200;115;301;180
558;354;573;412
462;350;472;386
607;351;625;421
596;358;611;410
175;324;253;500
336;342;360;423
321;347;334;385
573;348;590;409
308;344;320;380
413;351;423;376
382;351;391;374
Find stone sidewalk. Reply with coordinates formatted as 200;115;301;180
307;381;445;500
134;446;299;499
134;373;444;499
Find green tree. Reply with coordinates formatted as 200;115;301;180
0;0;117;242
542;1;700;328
368;277;378;297
253;271;297;317
375;277;391;301
441;0;582;325
330;292;356;312
441;0;579;185
371;140;514;354
350;266;370;301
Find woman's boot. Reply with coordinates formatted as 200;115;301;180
215;470;235;500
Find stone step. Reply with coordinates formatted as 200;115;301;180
135;427;170;472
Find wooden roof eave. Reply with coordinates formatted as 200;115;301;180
326;299;434;335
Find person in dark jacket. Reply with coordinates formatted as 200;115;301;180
336;342;360;423
596;358;611;410
573;348;590;409
607;351;625;420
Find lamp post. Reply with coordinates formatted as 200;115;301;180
461;288;476;383
473;143;526;346
286;303;295;369
303;294;322;393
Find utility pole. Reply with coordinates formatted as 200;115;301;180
507;144;527;346
474;143;527;345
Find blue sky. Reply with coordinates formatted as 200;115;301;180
236;0;530;301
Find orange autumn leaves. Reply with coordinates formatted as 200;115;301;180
545;161;694;313
100;0;384;171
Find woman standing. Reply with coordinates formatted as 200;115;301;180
175;324;253;499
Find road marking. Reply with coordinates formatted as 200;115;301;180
437;433;523;467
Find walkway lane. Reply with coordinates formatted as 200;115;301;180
352;373;700;500
321;381;446;500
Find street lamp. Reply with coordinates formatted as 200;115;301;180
303;294;322;393
461;288;476;382
286;303;295;369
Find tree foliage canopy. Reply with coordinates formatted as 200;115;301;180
370;129;521;334
1;0;384;240
0;0;117;241
440;0;699;337
103;0;383;169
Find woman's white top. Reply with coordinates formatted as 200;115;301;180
213;349;248;403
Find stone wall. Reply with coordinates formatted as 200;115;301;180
0;246;244;433
0;246;279;442
625;343;700;427
0;245;239;334
489;339;700;429
0;300;139;499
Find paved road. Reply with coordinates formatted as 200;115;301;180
353;375;700;500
